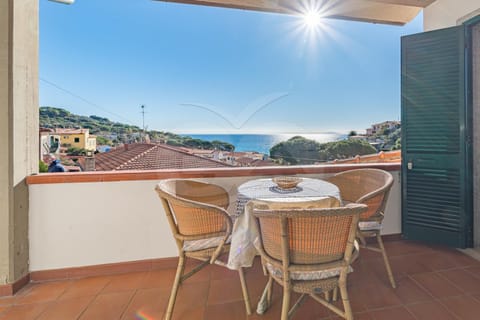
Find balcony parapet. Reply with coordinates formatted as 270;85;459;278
26;163;401;184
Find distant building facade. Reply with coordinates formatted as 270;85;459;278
366;121;400;136
215;151;265;166
169;147;272;167
54;128;97;151
39;128;61;160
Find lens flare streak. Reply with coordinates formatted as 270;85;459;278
135;310;155;320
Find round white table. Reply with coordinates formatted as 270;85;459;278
234;177;341;216
227;177;341;270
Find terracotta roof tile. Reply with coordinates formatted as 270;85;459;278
94;143;230;171
327;150;401;164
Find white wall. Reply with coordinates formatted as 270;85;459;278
424;0;480;31
29;172;402;271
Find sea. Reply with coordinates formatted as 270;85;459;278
183;133;347;155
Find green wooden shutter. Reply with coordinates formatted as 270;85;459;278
401;25;473;248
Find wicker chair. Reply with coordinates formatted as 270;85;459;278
155;179;251;320
251;199;367;320
327;168;396;288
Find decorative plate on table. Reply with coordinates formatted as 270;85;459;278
272;176;302;190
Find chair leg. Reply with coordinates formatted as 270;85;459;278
333;286;338;302
288;294;307;319
324;290;330;301
339;275;353;320
376;233;396;289
165;255;186;320
256;275;274;315
266;275;274;305
281;280;291;320
261;258;268;276
238;267;252;315
357;227;367;247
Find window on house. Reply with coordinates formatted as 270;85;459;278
74;138;80;143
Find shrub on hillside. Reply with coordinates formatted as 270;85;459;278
270;136;322;165
270;136;377;164
321;139;377;160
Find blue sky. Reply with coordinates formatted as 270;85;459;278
40;0;423;134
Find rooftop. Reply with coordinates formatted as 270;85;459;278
1;240;479;319
94;143;231;171
53;128;91;135
329;150;401;164
236;157;276;167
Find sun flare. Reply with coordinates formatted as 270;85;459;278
303;10;323;29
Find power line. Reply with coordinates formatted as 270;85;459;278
39;77;139;126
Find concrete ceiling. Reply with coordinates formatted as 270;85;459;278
154;0;436;25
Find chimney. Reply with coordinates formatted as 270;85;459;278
124;144;129;151
84;152;95;171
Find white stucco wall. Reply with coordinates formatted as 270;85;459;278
424;0;480;31
28;172;402;271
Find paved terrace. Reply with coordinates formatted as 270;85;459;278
0;240;479;319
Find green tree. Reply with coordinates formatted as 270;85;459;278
96;136;113;146
39;160;48;173
211;140;234;151
379;127;391;136
166;139;183;147
387;128;401;150
66;147;88;156
270;136;322;165
393;138;401;150
322;140;376;160
270;137;378;164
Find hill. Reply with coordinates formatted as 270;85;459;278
40;106;235;151
40;106;141;134
270;136;377;165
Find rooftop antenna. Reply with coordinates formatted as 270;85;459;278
141;105;146;132
141;105;146;142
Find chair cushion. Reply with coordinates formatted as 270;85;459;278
359;221;382;231
343;201;383;231
265;262;352;281
183;236;231;252
264;240;359;281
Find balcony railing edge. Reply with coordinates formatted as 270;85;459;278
27;163;401;185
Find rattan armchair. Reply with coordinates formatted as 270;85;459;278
155;179;251;320
327;168;396;288
251;199;367;320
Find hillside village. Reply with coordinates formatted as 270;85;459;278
39;107;401;172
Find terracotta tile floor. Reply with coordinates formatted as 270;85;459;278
1;240;480;320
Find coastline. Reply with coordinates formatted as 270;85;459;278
181;133;346;154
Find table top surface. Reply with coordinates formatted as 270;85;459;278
237;177;340;200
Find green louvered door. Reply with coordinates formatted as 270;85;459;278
401;25;473;248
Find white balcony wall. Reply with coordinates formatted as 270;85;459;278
29;171;401;272
424;0;480;31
